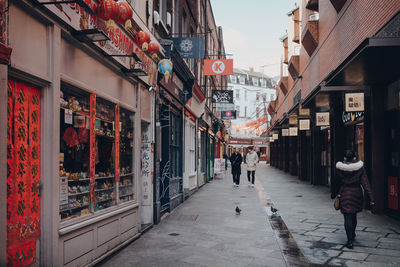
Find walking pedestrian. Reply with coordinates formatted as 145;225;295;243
332;149;375;249
230;148;242;187
246;146;258;188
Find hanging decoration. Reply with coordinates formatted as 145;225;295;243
7;80;40;267
135;31;150;51
147;42;160;60
115;2;133;25
158;59;173;83
97;0;118;21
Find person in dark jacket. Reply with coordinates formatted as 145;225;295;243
230;148;242;187
333;149;375;249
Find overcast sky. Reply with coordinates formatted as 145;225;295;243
211;0;299;78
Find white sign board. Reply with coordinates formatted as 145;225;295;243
299;119;310;130
270;137;274;142
60;177;68;205
216;103;235;111
289;127;298;136
282;129;289;136
316;112;330;126
273;133;279;140
345;93;364;112
64;109;73;124
214;158;226;178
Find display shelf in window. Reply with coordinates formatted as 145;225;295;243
59;86;91;221
119;108;135;203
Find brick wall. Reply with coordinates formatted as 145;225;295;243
272;0;400;124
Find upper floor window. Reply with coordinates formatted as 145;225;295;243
256;92;260;101
235;90;240;99
230;75;237;83
239;75;245;85
252;77;258;87
263;94;266;102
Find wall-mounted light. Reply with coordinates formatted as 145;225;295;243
73;29;110;43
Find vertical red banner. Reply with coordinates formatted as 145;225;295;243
28;87;41;238
115;105;120;182
7;80;38;267
89;93;96;211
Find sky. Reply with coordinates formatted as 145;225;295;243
211;0;299;78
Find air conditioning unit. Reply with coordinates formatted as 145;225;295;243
153;10;160;26
166;12;172;28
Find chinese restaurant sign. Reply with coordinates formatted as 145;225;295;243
221;110;236;120
345;93;364;112
204;59;233;76
37;0;157;87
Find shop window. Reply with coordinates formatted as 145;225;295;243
119;108;135;203
189;124;196;173
59;86;135;221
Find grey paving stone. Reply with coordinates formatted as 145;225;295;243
366;254;400;264
342;246;400;257
387;233;400;239
338;252;369;260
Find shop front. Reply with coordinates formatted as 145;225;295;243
3;1;159;265
323;12;400;216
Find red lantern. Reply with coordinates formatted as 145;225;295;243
135;31;150;46
148;42;160;56
97;0;118;21
115;2;133;25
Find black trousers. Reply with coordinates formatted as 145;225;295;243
232;173;240;185
343;213;357;241
247;170;255;184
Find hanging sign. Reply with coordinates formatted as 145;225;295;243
299;119;310;130
204;59;234;76
345;92;364;112
299;107;310;116
316;112;330;126
212;90;233;103
216;103;235;111
60;177;68;205
289;127;298;136
221;110;236;120
171;37;205;58
282;129;289;136
289;114;298;125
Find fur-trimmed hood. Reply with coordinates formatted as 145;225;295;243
336;160;363;172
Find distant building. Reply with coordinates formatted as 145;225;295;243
229;68;276;138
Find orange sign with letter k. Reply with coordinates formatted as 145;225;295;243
204;59;233;76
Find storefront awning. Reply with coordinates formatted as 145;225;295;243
325;37;400;86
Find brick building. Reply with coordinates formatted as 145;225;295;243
267;0;400;218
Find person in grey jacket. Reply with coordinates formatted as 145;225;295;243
246;146;259;187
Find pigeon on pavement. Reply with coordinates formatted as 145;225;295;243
235;206;241;215
271;206;278;214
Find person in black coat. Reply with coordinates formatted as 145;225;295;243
230;148;242;187
332;149;375;249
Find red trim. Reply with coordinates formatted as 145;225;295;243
115;105;120;182
192;82;205;103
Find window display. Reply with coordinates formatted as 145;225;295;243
59;86;135;221
94;98;116;211
59;86;91;220
119;108;135;203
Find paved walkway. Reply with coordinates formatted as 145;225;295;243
258;165;400;267
98;164;400;267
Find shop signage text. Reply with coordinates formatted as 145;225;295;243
229;139;252;145
299;119;310;130
273;133;279;140
289;127;298;136
342;111;364;124
282;129;289;136
316;112;330;126
345;92;364;112
171;37;205;58
212;90;233;103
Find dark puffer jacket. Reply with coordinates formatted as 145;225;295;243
335;161;374;214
